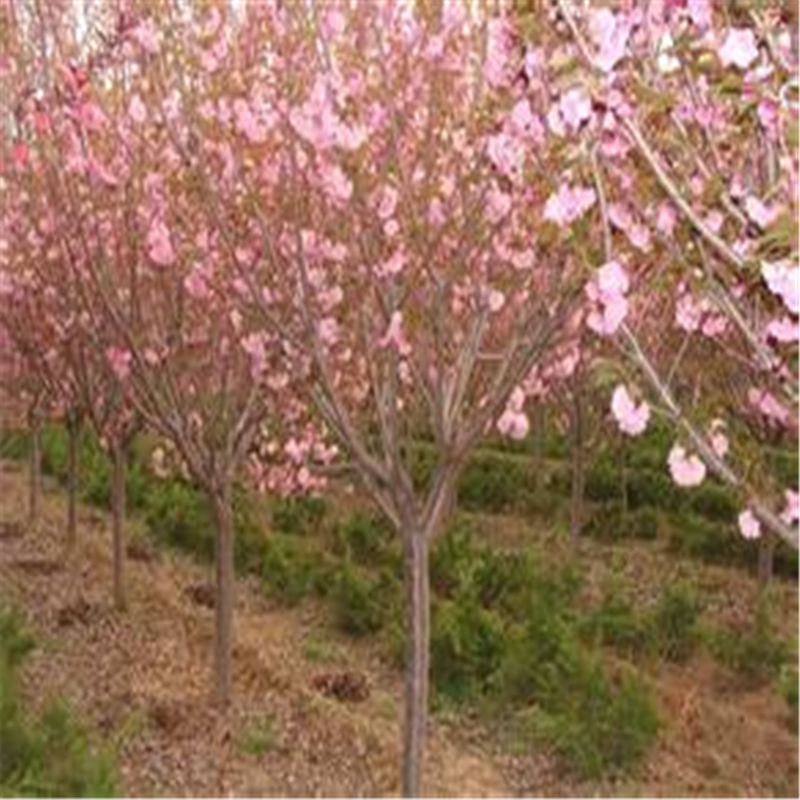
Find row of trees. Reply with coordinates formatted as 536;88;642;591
1;0;797;794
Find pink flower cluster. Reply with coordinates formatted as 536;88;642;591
610;385;650;437
497;387;530;441
586;260;630;336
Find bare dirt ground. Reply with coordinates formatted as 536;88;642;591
0;459;797;797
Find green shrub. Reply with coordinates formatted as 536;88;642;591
430;590;506;704
666;511;750;567
584;458;622;503
233;489;266;573
522;666;659;779
333;512;395;566
626;471;677;512
651;581;702;663
238;712;277;757
271;496;327;536
261;535;327;607
584;581;701;663
330;561;397;637
456;455;533;514
584;503;659;543
0;429;30;460
430;523;479;597
143;480;215;562
0;607;118;797
494;608;658;778
687;483;738;522
581;589;650;660
706;601;789;687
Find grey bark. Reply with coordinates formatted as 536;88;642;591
111;441;127;610
569;389;585;544
212;484;235;706
401;531;431;797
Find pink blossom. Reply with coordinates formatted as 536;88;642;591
486;185;512;224
675;291;704;333
708;419;729;459
558;87;592;131
233;98;268;144
184;267;210;299
318;317;340;346
318;161;352;204
130;18;160;54
762;260;799;315
766;316;799;343
128;94;147;124
483;19;513;88
147;220;176;267
497;387;529;440
241;332;267;377
738;509;761;540
655;203;677;236
718;28;759;70
487;289;506;313
688;0;713;29
744;196;780;229
487;132;525;182
611;385;650;437
586;260;630;336
781;490;799;525
377;249;407;279
378;311;411;357
106;347;132;382
748;388;789;426
668;444;707;487
497;409;529;440
588;8;631;72
377;186;399;221
543;184;596;227
12;142;28;170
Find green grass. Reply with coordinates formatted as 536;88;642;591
238;712;277;757
0;607;118;797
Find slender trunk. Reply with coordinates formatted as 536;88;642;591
28;413;42;527
212;484;235;707
532;405;545;493
66;417;80;552
620;440;629;517
757;534;775;588
569;390;585;544
111;442;127;610
402;531;431;798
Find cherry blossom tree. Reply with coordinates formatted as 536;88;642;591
2;1;797;796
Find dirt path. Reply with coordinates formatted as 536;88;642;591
0;460;510;797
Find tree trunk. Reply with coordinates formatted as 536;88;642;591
569;389;585;544
620;440;629;517
28;412;42;527
212;484;235;707
532;405;545;493
66;416;80;552
757;534;775;588
111;441;127;610
402;531;431;798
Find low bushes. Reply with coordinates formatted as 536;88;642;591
705;600;790;688
583;581;703;664
425;527;659;777
330;562;399;637
271;496;328;536
261;535;331;607
494;609;659;779
0;607;118;797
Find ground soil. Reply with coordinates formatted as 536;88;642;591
1;459;797;797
